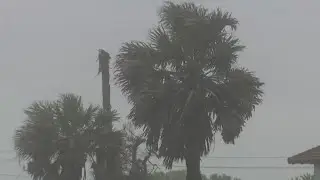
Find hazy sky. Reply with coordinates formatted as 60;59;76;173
1;0;319;179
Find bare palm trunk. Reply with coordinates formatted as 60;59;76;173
186;141;202;180
97;49;122;180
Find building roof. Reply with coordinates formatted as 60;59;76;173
288;145;320;164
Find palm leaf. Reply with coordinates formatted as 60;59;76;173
213;68;264;143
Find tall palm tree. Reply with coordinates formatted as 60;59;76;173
14;93;123;180
114;2;264;180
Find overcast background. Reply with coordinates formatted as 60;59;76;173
0;0;318;179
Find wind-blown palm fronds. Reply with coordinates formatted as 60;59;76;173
114;2;264;180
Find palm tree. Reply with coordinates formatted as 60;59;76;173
14;93;123;180
114;2;264;180
89;107;124;180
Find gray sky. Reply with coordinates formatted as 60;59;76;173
0;0;319;179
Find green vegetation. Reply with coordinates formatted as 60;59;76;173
291;173;314;180
114;1;264;180
148;170;240;180
13;1;263;180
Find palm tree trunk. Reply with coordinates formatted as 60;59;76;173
185;141;202;180
97;49;122;180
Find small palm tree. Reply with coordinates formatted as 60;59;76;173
14;93;123;180
89;108;124;180
114;2;264;180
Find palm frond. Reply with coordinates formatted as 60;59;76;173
15;101;58;161
115;42;160;103
159;1;208;31
159;1;240;69
208;8;238;31
93;108;120;131
205;35;245;74
213;68;264;143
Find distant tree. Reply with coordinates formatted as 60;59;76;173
166;170;187;180
148;170;240;180
14;93;123;180
123;122;159;180
202;174;209;180
290;173;314;180
114;1;264;180
148;172;168;180
209;174;241;180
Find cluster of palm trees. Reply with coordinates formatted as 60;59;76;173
14;94;123;180
13;2;264;180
